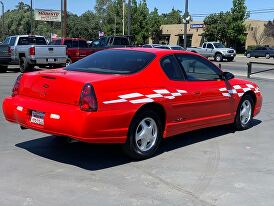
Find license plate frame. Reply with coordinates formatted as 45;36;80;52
30;111;45;126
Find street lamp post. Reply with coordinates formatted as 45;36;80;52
0;1;4;37
183;0;191;49
30;0;33;34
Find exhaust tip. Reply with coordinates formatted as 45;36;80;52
20;126;28;130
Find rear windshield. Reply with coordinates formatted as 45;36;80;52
18;37;47;45
65;50;156;74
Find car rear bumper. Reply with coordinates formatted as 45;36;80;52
2;96;131;143
30;57;67;65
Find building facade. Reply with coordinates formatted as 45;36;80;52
151;20;274;50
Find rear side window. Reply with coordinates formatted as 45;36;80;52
72;40;79;48
79;40;88;48
160;55;185;81
3;37;10;45
9;37;16;46
18;37;47;45
65;50;156;74
64;40;72;48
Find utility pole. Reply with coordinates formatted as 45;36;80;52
61;0;63;37
183;0;191;49
127;0;131;36
63;0;67;37
0;1;4;37
30;0;33;34
122;0;125;35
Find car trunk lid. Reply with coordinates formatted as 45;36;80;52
19;69;120;105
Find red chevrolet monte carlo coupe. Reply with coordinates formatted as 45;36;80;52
2;48;262;159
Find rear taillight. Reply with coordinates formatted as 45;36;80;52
29;47;35;56
80;84;98;112
12;74;23;97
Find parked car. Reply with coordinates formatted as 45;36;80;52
154;45;185;50
50;38;94;66
246;46;274;59
2;48;262;159
0;44;11;73
142;44;162;48
3;35;67;73
91;35;133;49
187;42;236;62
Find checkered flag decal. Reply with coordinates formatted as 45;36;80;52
220;84;260;97
103;89;188;104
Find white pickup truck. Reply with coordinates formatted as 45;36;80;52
187;42;236;62
3;35;67;72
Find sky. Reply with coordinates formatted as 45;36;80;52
1;0;274;21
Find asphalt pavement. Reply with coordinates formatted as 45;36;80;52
0;62;274;206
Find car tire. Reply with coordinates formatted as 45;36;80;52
123;110;163;160
227;57;234;62
214;53;223;62
0;65;8;73
234;94;254;130
20;57;33;73
246;53;251;58
266;53;270;59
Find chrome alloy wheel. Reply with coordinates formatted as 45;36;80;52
240;100;252;125
135;118;158;152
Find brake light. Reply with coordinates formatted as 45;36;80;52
29;47;35;56
12;74;23;97
80;84;98;112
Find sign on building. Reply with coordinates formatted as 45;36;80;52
190;24;204;29
34;9;62;22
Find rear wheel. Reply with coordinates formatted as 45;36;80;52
20;57;33;73
246;53;251;58
123;110;163;160
234;94;254;130
0;65;8;73
214;53;223;62
266;53;270;59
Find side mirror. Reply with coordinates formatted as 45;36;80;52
222;72;235;81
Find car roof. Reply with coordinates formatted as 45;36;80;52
113;47;193;55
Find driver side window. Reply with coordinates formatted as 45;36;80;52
175;54;222;81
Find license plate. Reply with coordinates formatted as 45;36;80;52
30;111;45;126
48;58;55;62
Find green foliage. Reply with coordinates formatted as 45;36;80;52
149;8;161;43
161;8;182;25
265;20;274;38
204;0;248;49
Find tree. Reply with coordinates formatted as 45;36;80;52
161;8;182;25
265;20;274;38
149;8;161;43
226;0;249;48
250;25;268;45
204;12;230;43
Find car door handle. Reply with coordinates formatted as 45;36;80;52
193;91;201;95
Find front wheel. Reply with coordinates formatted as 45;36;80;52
234;94;254;130
246;53;251;58
214;54;223;62
123;110;163;160
266;53;270;59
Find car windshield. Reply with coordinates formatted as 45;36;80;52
213;43;226;48
18;37;47;45
65;50;156;74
